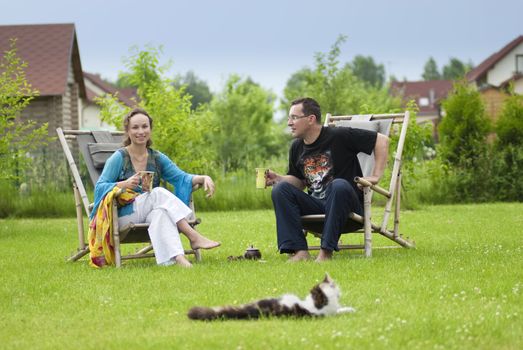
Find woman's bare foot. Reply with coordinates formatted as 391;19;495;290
190;235;221;250
315;249;333;262
174;255;193;268
177;219;220;250
288;250;311;262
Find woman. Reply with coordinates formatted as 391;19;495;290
91;108;220;268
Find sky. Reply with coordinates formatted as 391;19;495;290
1;0;522;99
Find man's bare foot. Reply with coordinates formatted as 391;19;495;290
288;250;311;262
174;255;193;268
190;235;221;250
315;249;333;262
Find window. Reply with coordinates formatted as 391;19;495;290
419;97;429;107
517;55;523;74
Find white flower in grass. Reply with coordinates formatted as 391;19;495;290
331;330;342;338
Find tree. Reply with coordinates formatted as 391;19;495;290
439;80;490;166
422;57;441;80
0;39;49;182
496;87;523;148
350;55;385;88
490;88;523;200
114;74;136;89
282;35;400;117
96;46;215;173
173;71;213;110
209;75;286;172
442;58;472;80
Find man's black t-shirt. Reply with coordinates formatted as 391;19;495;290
287;126;377;200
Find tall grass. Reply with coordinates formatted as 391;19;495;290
0;168;278;217
0;203;522;349
0;184;77;218
193;172;273;211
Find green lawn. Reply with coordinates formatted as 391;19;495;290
1;203;522;349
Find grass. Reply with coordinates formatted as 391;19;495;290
0;172;274;218
0;203;522;349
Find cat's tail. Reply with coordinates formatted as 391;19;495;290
187;304;262;321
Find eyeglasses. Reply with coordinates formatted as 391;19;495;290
288;114;310;121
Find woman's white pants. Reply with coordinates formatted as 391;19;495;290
118;187;192;265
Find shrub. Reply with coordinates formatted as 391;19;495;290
439;80;490;167
496;88;523;148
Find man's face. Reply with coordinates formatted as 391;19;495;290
288;103;311;139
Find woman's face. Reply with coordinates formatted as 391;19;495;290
127;113;151;146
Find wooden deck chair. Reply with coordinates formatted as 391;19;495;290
56;127;202;267
301;111;415;257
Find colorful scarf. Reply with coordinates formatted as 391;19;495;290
88;187;138;268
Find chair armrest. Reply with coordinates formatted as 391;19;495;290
354;177;391;198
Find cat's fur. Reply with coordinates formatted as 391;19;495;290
187;273;355;321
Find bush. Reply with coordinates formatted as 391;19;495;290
439;80;490;167
1;39;50;183
496;88;523;148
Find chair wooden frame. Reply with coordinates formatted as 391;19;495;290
56;127;202;267
301;111;415;257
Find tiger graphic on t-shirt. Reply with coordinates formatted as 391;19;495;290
302;152;333;199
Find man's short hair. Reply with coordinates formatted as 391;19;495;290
291;97;321;124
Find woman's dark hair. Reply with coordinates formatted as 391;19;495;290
291;97;321;124
123;108;153;147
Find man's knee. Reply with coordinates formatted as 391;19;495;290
271;181;294;201
330;178;352;193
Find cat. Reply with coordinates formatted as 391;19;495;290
187;273;355;320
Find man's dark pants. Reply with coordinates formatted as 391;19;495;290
271;178;363;253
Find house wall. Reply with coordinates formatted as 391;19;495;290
81;78;116;130
480;88;508;123
82;104;116;130
61;64;81;130
514;79;523;94
20;96;62;135
487;42;523;86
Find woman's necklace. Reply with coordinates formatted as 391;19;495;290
130;152;148;163
127;147;148;170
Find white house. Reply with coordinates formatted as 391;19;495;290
467;35;523;121
83;72;138;130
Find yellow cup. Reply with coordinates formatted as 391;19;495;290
139;171;154;192
255;168;268;189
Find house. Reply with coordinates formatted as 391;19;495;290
0;23;86;134
466;35;523;122
83;72;138;130
0;23;137;134
390;80;453;139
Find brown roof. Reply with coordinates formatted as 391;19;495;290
390;80;453;115
466;35;523;82
83;71;138;107
0;23;85;97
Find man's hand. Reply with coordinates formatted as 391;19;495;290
361;175;380;186
266;169;279;187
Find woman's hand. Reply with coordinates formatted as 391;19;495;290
195;175;215;198
118;173;140;190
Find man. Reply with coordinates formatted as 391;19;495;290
266;97;389;262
